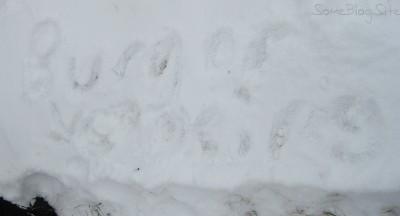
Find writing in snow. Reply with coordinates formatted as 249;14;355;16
313;4;400;23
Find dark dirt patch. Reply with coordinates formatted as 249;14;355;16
0;197;57;216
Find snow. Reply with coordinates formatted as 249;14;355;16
1;0;400;215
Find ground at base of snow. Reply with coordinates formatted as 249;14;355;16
1;172;400;216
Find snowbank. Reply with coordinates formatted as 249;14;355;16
1;172;400;216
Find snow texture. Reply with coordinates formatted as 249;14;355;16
1;0;400;215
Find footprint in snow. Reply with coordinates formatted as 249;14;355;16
151;31;181;77
204;27;235;69
70;54;102;90
113;42;144;78
143;30;181;109
199;131;218;153
243;23;291;70
300;95;384;163
74;102;141;157
145;112;186;153
227;195;257;216
234;86;251;103
269;100;303;160
382;206;400;216
23;67;53;100
329;95;383;163
24;19;61;100
28;18;61;66
238;133;251;157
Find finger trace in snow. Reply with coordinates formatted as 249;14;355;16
112;42;143;78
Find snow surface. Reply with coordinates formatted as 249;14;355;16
1;0;400;215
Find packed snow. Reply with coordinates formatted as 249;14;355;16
1;0;400;215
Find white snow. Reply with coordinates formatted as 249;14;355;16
1;0;400;215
